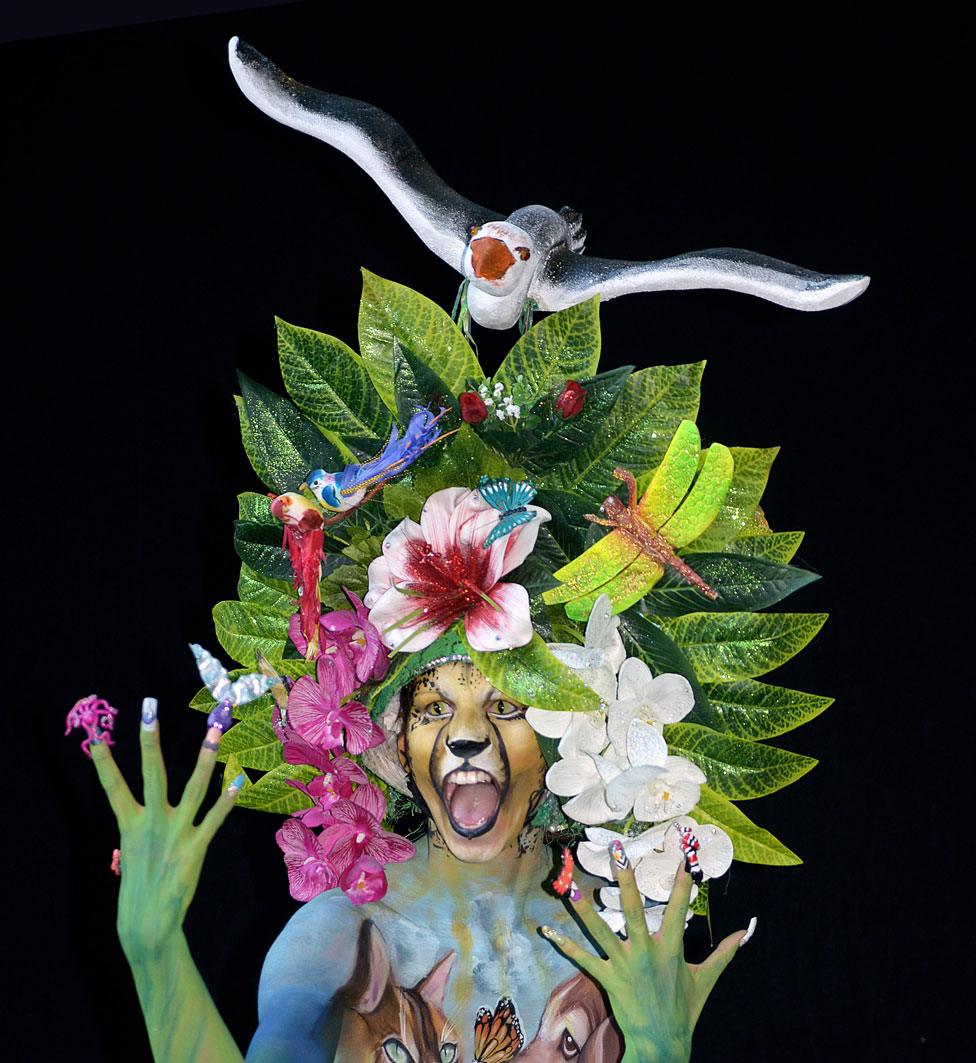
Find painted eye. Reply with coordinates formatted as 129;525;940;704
383;1038;414;1063
439;1045;457;1063
423;700;453;719
560;1028;580;1058
489;699;523;719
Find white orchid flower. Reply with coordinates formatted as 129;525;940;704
575;824;668;880
634;817;734;902
606;658;695;754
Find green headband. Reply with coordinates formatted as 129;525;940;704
369;631;471;721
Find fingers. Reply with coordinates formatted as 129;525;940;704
176;736;220;824
564;889;624;961
614;862;650;949
539;925;605;981
90;739;138;827
138;698;168;811
690;918;756;1021
659;861;694;947
196;771;245;847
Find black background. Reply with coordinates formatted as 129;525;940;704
2;3;965;1060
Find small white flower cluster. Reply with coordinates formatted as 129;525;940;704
478;380;521;422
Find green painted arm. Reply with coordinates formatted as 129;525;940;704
91;710;244;1063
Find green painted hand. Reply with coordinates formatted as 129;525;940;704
541;862;752;1063
90;708;244;1061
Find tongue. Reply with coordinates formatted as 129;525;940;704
449;782;499;829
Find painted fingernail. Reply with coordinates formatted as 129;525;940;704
739;916;758;947
226;772;246;797
609;839;630;870
141;697;158;732
540;925;563;943
204;701;233;750
110;848;122;876
569;880;582;902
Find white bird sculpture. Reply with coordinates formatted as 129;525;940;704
229;37;869;330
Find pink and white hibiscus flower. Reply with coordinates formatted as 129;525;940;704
365;486;549;652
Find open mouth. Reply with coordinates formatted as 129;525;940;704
441;768;503;838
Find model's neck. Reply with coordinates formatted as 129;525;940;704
422;822;551;914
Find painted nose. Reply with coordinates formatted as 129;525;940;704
446;737;490;759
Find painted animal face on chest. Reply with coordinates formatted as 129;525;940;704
399;661;546;863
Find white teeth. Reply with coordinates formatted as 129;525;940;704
448;770;494;785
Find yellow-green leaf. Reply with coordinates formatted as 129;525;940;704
703;679;833;740
722;531;805;564
693;785;802;865
234;762;317;814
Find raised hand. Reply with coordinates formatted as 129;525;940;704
541;849;754;1063
87;699;245;1061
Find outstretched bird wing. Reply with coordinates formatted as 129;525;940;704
536;246;869;312
228;38;504;270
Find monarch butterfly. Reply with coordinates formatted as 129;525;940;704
473;996;524;1063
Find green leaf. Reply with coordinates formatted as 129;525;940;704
238;372;342;494
693;785;801;865
320;563;369;610
494;296;602;404
234;762;317;814
463;631;601;713
392;339;460;426
690;880;710;916
212;600;291;668
550;362;705;504
689;447;778;551
522;366;633;473
237;491;276;524
359;270;482;412
666;723;816;800
234;519;293;584
702;679;833;740
531;488;598;558
617;608;726;731
660;612;828;682
643;554;819;617
413;424;523;495
277;317;390;454
383;482;425;522
721;531;805;564
220;754;251;797
238;566;295;616
215;716;284;771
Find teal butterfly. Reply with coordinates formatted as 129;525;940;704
477;476;538;548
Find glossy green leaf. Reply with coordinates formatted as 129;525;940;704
550;362;705;504
722;531;805;564
234;761;317;814
617;608;726;731
413;424;523;495
220;754;251;798
463;631;601;713
661;611;828;682
238;372;342;494
643;554;819;616
215;716;284;771
702;679;833;740
238;565;295;616
234;519;293;584
666;722;816;800
237;491;275;524
495;296;602;404
689;880;710;916
392;339;459;427
522;366;633;472
320;563;369;610
383;481;425;522
212;600;291;668
693;786;801;865
277;317;390;452
689;446;778;551
532;488;598;557
359;270;482;412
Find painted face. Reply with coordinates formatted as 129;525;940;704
399;661;546;863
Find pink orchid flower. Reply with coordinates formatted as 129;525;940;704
316;784;415;875
364;486;549;653
287;756;368;827
339;856;389;906
275;818;339;902
288;588;389;684
286;654;384;754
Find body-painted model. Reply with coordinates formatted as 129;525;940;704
89;652;749;1062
